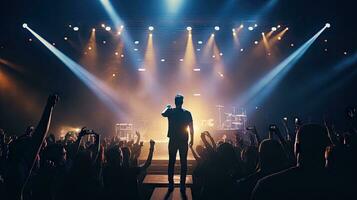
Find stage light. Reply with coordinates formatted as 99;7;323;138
112;73;116;77
149;33;153;37
120;54;124;58
103;40;106;44
193;93;201;97
28;38;32;42
138;68;146;72
148;26;154;31
325;23;331;28
134;48;138;51
240;24;244;28
344;51;347;55
92;28;96;32
88;46;92;50
277;25;281;28
196;48;201;51
23;24;127;119
262;32;265;35
254;24;258;27
271;27;277;31
101;24;105;28
233;32;236;36
324;39;328;42
240;48;244;52
219;52;223;56
211;33;215;37
218;72;224;77
324;48;328;52
186;26;192;31
117;31;121;35
212;55;216;58
179;58;184;62
214;26;220;31
115;52;119;56
198;41;203;44
248;26;254;31
237;24;329;107
105;26;111;31
134;41;139;44
290;43;294;47
267;52;271;56
52;43;56;46
161;59;165;62
68;25;72;28
193;68;201;71
232;28;235;32
254;41;259;44
73;27;79;31
22;23;28;28
278;37;281;40
64;37;68;40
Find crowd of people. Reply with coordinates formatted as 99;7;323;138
0;94;356;200
0;95;155;200
190;109;357;200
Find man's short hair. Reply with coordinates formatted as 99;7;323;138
295;124;330;156
175;94;184;105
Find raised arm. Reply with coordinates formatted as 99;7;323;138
205;131;216;150
324;118;338;146
140;140;155;170
29;94;58;166
135;131;141;145
201;132;214;152
161;104;171;117
92;133;101;162
73;127;86;156
189;145;200;161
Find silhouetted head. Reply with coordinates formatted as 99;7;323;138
175;94;184;108
216;143;238;170
121;146;131;167
44;143;67;166
258;139;287;172
106;145;123;167
241;146;259;173
295;124;331;168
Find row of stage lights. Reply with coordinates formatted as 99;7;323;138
62;23;288;33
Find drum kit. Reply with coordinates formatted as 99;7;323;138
216;105;247;130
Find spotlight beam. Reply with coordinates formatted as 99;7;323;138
237;25;328;106
24;25;127;119
99;0;142;68
297;52;357;98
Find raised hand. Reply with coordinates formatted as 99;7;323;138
78;127;87;138
149;139;155;149
47;94;59;107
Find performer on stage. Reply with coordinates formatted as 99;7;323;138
162;94;194;193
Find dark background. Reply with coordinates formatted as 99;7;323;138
0;0;356;136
